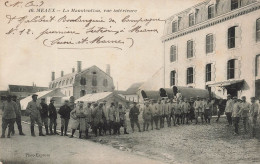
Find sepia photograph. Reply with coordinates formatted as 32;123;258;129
0;0;260;163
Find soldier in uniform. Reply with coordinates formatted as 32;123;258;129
181;98;191;124
240;96;250;133
1;95;16;138
149;99;156;130
40;98;49;135
129;102;141;132
70;101;86;138
160;98;166;128
58;100;72;136
153;99;162;130
92;103;105;137
107;102;116;135
11;95;25;135
142;102;152;131
225;94;233;126
232;97;241;135
174;99;182;125
84;102;92;138
193;96;202;124
249;97;259;137
118;104;129;134
48;98;58;135
26;94;45;137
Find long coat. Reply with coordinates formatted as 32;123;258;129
93;106;105;125
2;101;16;119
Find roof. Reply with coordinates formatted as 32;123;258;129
140;90;160;100
20;89;66;110
8;85;48;93
125;82;144;95
75;92;128;103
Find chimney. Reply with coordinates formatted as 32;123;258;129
61;71;64;77
77;61;82;73
51;72;55;81
72;68;75;73
106;64;110;76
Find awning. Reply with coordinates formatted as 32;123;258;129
208;79;244;89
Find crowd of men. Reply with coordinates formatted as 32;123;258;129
1;93;259;139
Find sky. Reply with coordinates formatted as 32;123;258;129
0;0;203;91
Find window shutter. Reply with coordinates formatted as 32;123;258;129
234;59;240;79
212;63;216;81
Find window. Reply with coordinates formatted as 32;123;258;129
256;18;260;42
103;79;108;87
80;77;86;85
206;64;212;82
187;67;194;84
170;71;176;86
70;78;73;84
172;21;178;33
231;0;239;10
227;59;238;79
187;40;194;58
208;5;215;19
170;45;177;62
228;26;237;49
189;13;195;26
66;79;69;85
256;55;260;77
206;34;214;53
92;76;97;86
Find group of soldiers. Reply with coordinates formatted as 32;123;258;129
1;93;259;139
129;96;216;133
224;95;259;137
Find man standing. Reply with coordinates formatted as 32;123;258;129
160;99;166;128
58;100;72;136
153;99;162;130
249;97;259;137
26;94;45;137
11;95;25;135
240;96;250;133
142;102;152;131
107;102;116;135
118;104;129;134
48;98;58;135
225;94;233;126
149;99;156;130
129;102;141;132
83;102;92;138
93;103;105;137
181;98;191;124
174;99;182;125
193;96;202;124
165;99;171;127
232;97;241;135
1;95;16;138
40;98;49;135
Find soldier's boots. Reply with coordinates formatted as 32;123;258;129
7;128;11;138
45;126;50;135
124;128;129;134
54;126;59;135
19;127;25;135
39;126;45;136
60;127;64;136
85;129;90;139
31;126;36;137
49;128;54;135
64;126;68;136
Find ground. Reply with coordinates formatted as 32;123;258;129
0;115;260;164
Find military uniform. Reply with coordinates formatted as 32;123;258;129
181;101;191;124
26;100;44;136
129;104;141;132
1;101;16;138
153;102;161;129
108;105;116;135
58;104;72;136
193;100;202;124
40;101;49;135
48;102;58;135
92;105;105;136
225;99;234;125
118;105;128;134
12;100;24;135
142;105;152;131
249;101;259;137
174;102;182;125
232;101;241;134
240;101;250;132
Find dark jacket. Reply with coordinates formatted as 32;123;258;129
48;103;57;119
58;105;72;119
40;102;49;118
129;106;140;120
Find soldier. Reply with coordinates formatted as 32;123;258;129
83;102;92;138
40;98;49;135
153;99;162;130
118;104;129;134
181;98;191;124
70;101;86;139
225;94;233;126
204;98;213;124
201;98;207;124
107;102;116;135
149;99;156;130
249;97;259;138
193;96;202;124
26;94;45;137
232;97;241;135
102;100;109;135
1;95;16;138
58;100;72;136
174;99;182;125
169;99;176;126
129;102;141;132
48;98;58;135
160;98;166;128
240;96;250;133
11;95;25;135
189;97;195;123
93;103;105;137
142;102;152;131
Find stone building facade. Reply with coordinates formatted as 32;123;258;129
49;61;115;100
162;0;260;99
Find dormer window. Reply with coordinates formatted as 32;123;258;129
208;5;215;19
172;21;178;33
189;13;195;27
231;0;240;10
